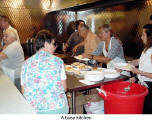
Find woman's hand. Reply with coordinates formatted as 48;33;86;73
128;60;134;65
2;45;8;50
131;67;141;74
129;77;136;83
82;53;92;59
128;59;139;66
130;67;152;79
115;68;122;73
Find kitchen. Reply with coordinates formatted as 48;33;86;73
0;0;152;118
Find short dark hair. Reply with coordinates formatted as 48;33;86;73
1;16;10;24
75;20;85;30
35;30;55;51
150;15;152;20
143;24;152;52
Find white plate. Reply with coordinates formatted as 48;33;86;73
115;63;133;71
103;69;120;78
80;71;87;75
74;65;92;71
74;56;90;61
84;71;104;82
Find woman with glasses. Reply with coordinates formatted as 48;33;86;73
21;30;69;114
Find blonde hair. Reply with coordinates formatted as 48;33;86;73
98;24;113;36
98;24;112;32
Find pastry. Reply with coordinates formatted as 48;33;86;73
77;55;83;59
71;62;80;67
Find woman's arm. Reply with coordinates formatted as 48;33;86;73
21;64;26;95
0;52;8;61
61;64;67;92
21;85;24;94
140;71;152;78
83;53;111;63
93;55;111;63
131;67;152;79
83;42;112;63
61;80;67;92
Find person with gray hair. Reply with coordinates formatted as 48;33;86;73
73;24;100;54
0;29;24;90
83;24;125;66
1;16;20;44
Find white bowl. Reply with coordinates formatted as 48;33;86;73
84;71;104;82
104;69;120;78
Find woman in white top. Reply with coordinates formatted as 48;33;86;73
129;24;152;114
0;29;24;91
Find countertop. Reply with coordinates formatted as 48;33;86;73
0;69;36;114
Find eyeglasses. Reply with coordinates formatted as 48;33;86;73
52;42;57;47
54;42;57;46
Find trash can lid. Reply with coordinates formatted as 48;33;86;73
101;81;148;97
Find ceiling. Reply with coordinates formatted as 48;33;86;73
0;0;137;12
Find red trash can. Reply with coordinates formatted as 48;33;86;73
98;81;148;114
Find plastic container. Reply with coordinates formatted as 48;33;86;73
98;81;148;114
84;100;104;114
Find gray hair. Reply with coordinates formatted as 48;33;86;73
5;29;17;41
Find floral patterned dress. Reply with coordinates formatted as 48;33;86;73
21;50;68;112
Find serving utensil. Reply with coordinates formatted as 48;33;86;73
124;82;132;92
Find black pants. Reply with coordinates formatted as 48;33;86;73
143;82;152;114
132;76;152;114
